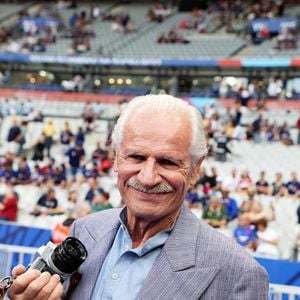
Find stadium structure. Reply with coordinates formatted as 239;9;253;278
0;0;299;298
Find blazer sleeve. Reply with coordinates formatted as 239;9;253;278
227;264;269;300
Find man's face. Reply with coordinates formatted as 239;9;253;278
114;108;201;223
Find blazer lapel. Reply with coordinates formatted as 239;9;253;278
70;212;121;300
137;206;220;300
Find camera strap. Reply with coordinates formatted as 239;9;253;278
0;276;13;300
63;270;82;300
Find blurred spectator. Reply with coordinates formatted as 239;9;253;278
98;153;113;175
43;119;57;157
214;130;232;162
276;27;297;50
75;126;85;145
84;177;104;203
18;121;28;155
267;77;279;99
221;189;238;221
147;3;171;22
202;193;227;228
157;28;190;44
237;86;250;107
31;188;63;216
7;116;21;154
270;172;286;197
234;214;256;252
222;168;239;192
197;167;217;189
240;188;275;225
111;12;133;34
60;120;74;154
15;157;32;184
91;141;108;163
90;5;101;20
32;134;46;162
254;218;280;259
255;171;269;195
51;217;75;244
62;190;78;217
0;186;18;221
91;190;112;213
51;164;67;187
0;155;17;184
65;141;85;181
61;75;85;91
285;171;300;196
237;169;253;192
82;103;96;133
82;161;100;179
279;121;293;146
185;185;202;210
251;113;263;144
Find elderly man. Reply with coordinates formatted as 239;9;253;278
9;94;268;299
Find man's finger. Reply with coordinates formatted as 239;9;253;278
35;274;62;300
11;265;26;278
9;269;41;296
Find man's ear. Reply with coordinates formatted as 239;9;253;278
113;156;118;172
190;157;205;187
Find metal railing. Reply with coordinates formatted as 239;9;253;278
0;244;37;277
269;284;300;300
0;243;299;299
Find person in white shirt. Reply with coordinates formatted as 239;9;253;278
255;218;280;259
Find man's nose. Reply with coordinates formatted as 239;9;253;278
137;159;160;187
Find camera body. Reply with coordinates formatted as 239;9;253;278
29;237;87;281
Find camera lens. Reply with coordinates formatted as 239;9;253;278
51;237;88;274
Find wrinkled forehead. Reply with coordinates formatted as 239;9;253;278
124;107;192;144
126;105;190;130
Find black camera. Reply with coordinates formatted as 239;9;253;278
29;237;88;281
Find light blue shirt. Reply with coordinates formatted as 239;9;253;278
91;208;173;300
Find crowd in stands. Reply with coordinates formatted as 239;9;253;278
178;6;222;34
183;164;299;259
0;0;298;59
205;75;293;101
275;27;298;50
202;102;299;157
102;8;133;34
0;95;299;261
147;2;171;23
157;27;190;44
65;10;95;55
4;5;59;54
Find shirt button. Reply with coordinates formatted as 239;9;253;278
111;273;119;280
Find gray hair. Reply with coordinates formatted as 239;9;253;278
111;94;207;165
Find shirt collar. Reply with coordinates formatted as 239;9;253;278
118;206;176;256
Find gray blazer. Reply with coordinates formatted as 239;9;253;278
67;205;269;299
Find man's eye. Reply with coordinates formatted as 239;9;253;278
128;154;144;161
159;159;177;167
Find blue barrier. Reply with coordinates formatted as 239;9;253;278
256;257;300;286
0;221;51;247
0;221;52;272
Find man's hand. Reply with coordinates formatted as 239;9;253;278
9;265;63;300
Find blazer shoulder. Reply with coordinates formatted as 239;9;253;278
71;208;121;240
197;221;265;272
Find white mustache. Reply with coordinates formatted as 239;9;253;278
128;178;174;194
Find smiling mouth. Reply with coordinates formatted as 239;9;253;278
127;180;174;194
129;185;171;194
